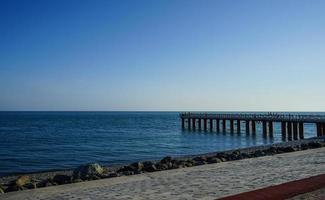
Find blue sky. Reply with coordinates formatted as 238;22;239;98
0;0;325;111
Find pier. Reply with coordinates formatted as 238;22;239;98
180;113;325;140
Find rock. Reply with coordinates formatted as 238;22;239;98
282;147;295;152
253;150;265;157
268;147;277;154
193;156;207;162
122;171;134;176
107;172;118;178
301;143;309;150
240;153;250;158
216;153;228;162
5;185;21;193
155;163;168;170
308;142;322;148
36;179;53;188
72;179;83;183
24;182;37;189
160;156;172;164
174;160;186;168
193;160;206;166
142;161;157;172
15;175;31;187
172;163;181;169
130;162;144;171
185;162;193;167
118;165;135;173
207;157;222;164
53;174;72;185
229;151;242;160
0;185;4;194
215;154;227;162
118;163;143;175
73;163;104;180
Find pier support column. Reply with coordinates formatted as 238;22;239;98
321;123;325;136
198;119;202;130
204;118;207;131
316;123;321;137
288;122;293;140
210;119;213;131
181;118;185;129
281;122;287;140
245;120;250;134
230;120;234;133
299;123;304;139
216;119;220;132
293;122;298;140
237;120;241;133
223;119;226;132
252;121;256;134
268;121;273;137
188;118;191;129
192;118;196;130
262;121;267;136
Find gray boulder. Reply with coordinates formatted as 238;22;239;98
130;162;144;171
142;161;157;172
73;163;104;180
53;174;72;185
160;156;172;164
36;179;53;188
15;175;31;187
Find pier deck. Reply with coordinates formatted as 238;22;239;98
180;112;325;139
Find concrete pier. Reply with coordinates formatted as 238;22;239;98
299;123;304;139
288;122;293;140
268;121;273;137
198;118;202;130
192;118;196;130
216;119;220;132
252;121;256;134
237;120;241;133
245;120;250;134
181;112;325;140
209;119;213;131
222;119;226;132
281;122;286;139
230;120;234;133
293;122;298;140
262;121;267;136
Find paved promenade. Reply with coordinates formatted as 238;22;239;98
1;148;325;200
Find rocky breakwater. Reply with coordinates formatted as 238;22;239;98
0;139;324;194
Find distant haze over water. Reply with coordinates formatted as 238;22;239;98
0;111;322;176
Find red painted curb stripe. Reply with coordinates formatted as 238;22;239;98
218;174;325;200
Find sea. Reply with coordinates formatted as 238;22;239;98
0;111;321;176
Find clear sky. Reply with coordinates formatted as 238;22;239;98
1;0;325;111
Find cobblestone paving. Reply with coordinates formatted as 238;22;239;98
1;148;325;200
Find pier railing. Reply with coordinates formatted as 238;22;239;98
180;112;325;123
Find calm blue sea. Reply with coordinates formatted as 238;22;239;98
0;111;321;176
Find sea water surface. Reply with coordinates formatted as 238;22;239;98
0;111;320;176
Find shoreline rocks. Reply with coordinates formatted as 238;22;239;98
53;175;72;185
73;163;104;181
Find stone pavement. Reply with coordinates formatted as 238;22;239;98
1;148;325;200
